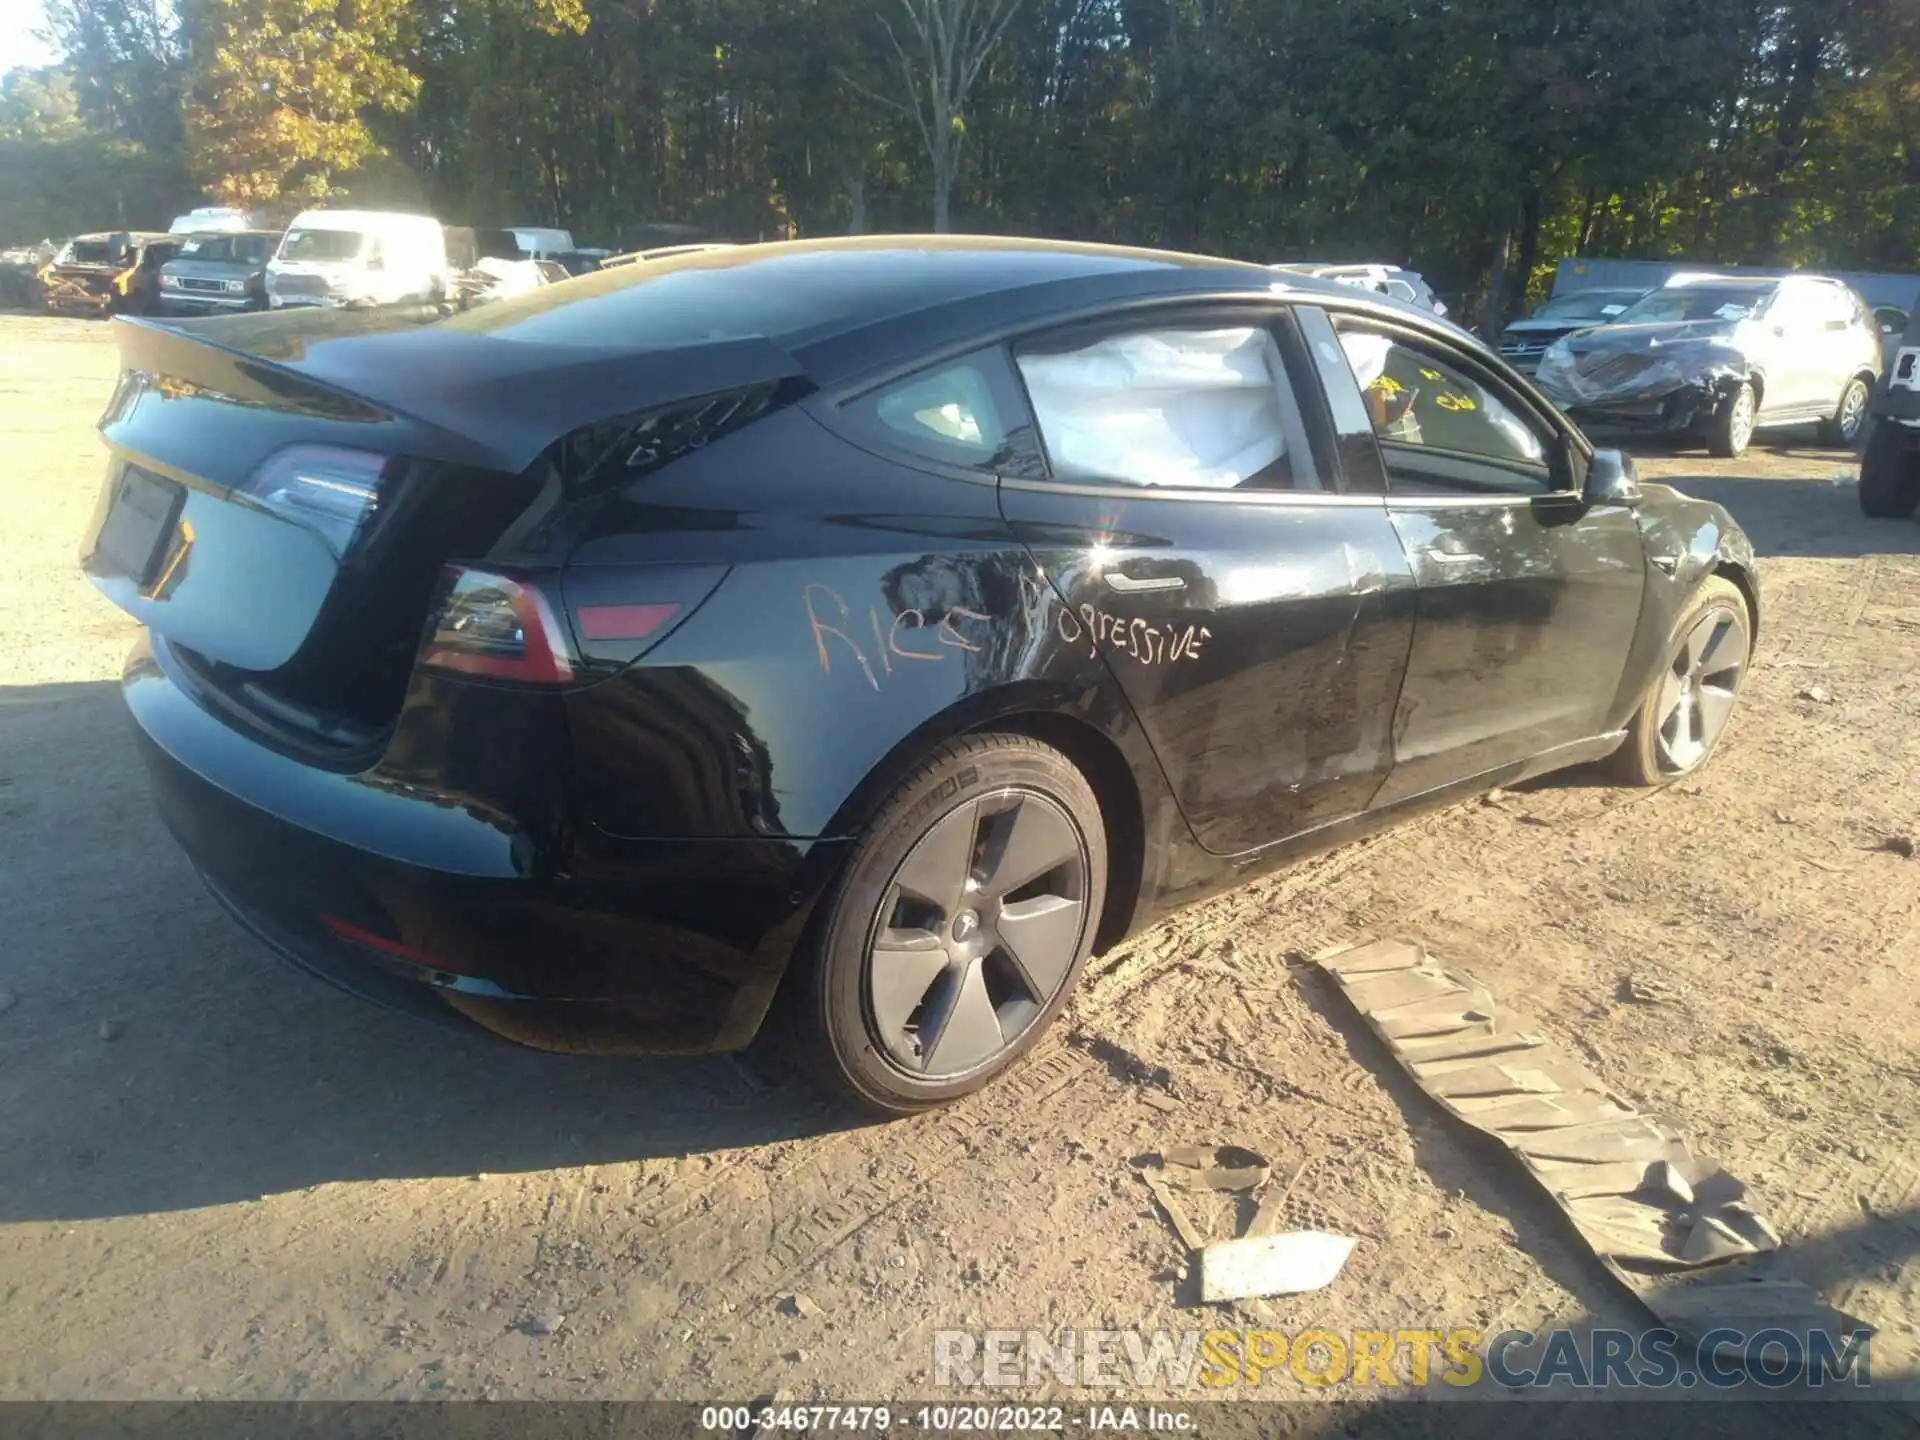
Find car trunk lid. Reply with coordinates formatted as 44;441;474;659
83;312;805;745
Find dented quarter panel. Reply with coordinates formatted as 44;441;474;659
1604;481;1762;728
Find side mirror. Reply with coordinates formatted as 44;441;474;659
1583;448;1642;508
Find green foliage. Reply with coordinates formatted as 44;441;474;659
3;0;1917;311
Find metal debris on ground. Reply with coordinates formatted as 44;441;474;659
1797;685;1834;703
1198;1230;1356;1304
1135;1146;1355;1303
1314;939;1866;1369
775;1292;823;1319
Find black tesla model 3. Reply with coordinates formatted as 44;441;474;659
80;237;1760;1112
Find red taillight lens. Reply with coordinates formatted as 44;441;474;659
322;914;481;978
575;602;680;641
418;566;575;685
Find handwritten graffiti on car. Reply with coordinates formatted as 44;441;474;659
803;583;990;691
1058;601;1210;666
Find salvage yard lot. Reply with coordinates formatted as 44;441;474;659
1;312;1917;1404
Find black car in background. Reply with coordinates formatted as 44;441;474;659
80;237;1760;1112
156;230;282;316
1497;287;1650;373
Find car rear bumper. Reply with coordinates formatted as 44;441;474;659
125;633;846;1054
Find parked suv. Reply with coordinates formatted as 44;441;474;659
1533;273;1882;457
1498;287;1649;374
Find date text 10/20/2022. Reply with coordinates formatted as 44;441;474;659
700;1406;1196;1431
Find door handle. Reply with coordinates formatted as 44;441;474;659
1104;572;1186;594
1428;550;1483;565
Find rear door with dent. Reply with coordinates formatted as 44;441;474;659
995;303;1419;855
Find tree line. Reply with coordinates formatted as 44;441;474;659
2;0;1916;328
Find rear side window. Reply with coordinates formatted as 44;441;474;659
1013;324;1319;490
839;346;1045;478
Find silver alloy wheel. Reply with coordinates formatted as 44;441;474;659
1728;386;1756;452
1655;605;1748;774
1838;380;1868;442
865;788;1089;1079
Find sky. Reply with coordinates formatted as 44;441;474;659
1;2;59;74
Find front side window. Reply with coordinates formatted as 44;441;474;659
1013;324;1317;490
1332;320;1554;493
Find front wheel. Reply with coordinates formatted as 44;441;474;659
1707;381;1755;458
1858;417;1920;519
1821;377;1872;447
1610;575;1752;786
788;733;1107;1114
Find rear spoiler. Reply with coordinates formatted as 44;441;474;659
113;314;810;475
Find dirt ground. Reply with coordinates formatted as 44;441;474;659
1;313;1917;1412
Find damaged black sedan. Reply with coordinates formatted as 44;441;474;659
81;238;1761;1112
1534;274;1881;457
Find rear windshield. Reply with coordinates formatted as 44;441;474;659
1616;286;1771;324
440;259;878;347
180;234;274;264
64;240;118;265
435;245;1170;348
279;229;365;262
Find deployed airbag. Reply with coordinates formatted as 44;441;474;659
1016;327;1291;488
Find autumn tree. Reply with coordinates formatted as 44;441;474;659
184;0;586;206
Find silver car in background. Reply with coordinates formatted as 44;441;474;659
1534;273;1883;457
1498;287;1650;373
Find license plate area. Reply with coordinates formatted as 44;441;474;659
92;464;186;589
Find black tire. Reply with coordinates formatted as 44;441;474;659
1858;417;1920;519
1610;575;1752;787
784;733;1107;1115
1820;376;1873;448
1707;381;1755;459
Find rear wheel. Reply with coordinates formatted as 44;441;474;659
1821;377;1872;447
1707;381;1755;459
1858;417;1920;519
790;733;1106;1114
1611;576;1751;786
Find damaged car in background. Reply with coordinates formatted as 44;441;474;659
40;232;182;316
1497;286;1649;373
445;228;573;307
1533;273;1881;457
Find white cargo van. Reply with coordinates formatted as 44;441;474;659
265;210;451;309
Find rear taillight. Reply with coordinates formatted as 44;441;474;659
575;603;680;641
418;566;576;684
241;444;387;558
